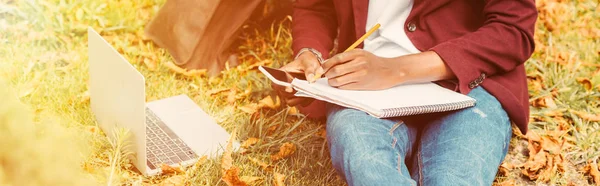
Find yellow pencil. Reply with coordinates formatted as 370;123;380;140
310;23;380;83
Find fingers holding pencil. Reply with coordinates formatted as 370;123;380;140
309;23;380;83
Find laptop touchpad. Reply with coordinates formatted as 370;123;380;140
146;95;234;158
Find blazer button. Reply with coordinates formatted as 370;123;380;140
407;22;417;32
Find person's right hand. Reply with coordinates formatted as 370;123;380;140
272;51;324;107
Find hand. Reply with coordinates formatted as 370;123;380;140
271;52;323;106
322;49;404;90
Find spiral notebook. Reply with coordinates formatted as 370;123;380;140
290;78;476;118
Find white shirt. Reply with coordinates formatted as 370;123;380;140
363;0;420;58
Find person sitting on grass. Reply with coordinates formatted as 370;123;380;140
272;0;537;185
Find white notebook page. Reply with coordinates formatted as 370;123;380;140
292;78;475;111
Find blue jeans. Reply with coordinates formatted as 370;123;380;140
326;87;512;186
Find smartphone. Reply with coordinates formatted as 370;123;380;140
258;66;306;87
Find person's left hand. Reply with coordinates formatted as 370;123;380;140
322;49;405;90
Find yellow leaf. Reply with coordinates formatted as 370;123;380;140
573;110;600;122
266;125;277;136
19;70;46;98
248;157;274;172
244;60;272;72
222;167;247;186
165;61;206;77
543;109;565;117
496;179;515;186
241;138;260;149
585;160;600;185
533;96;557;108
75;9;84;21
576;77;593;91
287;107;299;115
540;136;562;155
192;155;208;169
19;87;34;98
273;172;285;186
156;175;186;186
221;130;237;171
258;95;280;109
207;88;230;96
270;142;297;161
86;126;99;134
316;128;327;139
160;164;184;175
227;88;238;104
239;104;259;114
143;58;157;71
239;176;263;185
79;91;90;103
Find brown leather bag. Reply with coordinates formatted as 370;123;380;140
145;0;262;76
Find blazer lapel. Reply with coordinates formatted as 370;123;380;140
352;0;368;44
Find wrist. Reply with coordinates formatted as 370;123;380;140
296;48;324;64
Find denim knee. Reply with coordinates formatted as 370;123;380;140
326;104;417;185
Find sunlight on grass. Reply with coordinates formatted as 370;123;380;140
1;0;599;185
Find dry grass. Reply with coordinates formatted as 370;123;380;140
0;0;599;185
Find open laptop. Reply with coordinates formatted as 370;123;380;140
87;27;237;176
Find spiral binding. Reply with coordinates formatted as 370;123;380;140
380;100;476;117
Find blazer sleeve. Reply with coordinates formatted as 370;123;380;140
291;0;338;119
429;0;538;94
292;0;338;59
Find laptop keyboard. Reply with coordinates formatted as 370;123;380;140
145;108;197;170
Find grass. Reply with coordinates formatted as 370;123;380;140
0;0;599;185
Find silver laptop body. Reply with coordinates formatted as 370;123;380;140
87;27;235;176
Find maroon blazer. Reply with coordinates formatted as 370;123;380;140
291;0;538;134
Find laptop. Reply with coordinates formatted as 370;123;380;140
87;27;238;176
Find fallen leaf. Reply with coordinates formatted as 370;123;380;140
241;138;260;149
192;155;208;169
79;91;90;103
222;130;237;171
248;157;274;172
227;88;238;104
244;60;272;72
156;175;186;186
496;179;515;186
521;130;566;182
498;163;510;176
287;107;299;115
544;109;564;117
525;130;542;143
240;176;263;185
221;130;248;186
165;61;206;77
207;88;231;96
86;126;99;134
266;125;278;136
235;86;253;100
271;142;297;161
273;172;285;186
316;128;327;139
584;159;600;185
572;110;600;122
533;96;557;108
222;167;247;186
540;135;562;154
160;164;184;175
576;77;593;91
512;125;526;139
143;58;157;71
258;95;280;109
19;70;46;98
239;104;259;114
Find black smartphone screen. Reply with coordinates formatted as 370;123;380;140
261;66;306;81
